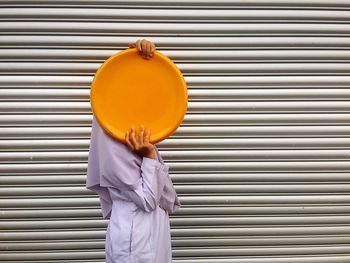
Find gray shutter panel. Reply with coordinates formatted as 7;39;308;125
1;1;350;262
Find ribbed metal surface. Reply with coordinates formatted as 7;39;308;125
1;1;349;262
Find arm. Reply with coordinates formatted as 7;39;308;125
121;155;180;214
121;156;168;212
154;145;181;214
121;125;165;212
123;125;181;213
115;141;180;213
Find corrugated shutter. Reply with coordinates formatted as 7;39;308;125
1;1;350;262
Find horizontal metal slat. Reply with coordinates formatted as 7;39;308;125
0;114;92;126
188;89;350;100
2;256;350;263
0;88;88;100
0;171;349;185
2;226;350;240
175;205;350;215
159;138;350;149
2;75;350;87
171;173;350;182
0;230;105;241
0;127;91;138
172;226;350;236
1;149;350;162
0;241;104;251
0;152;87;162
0;138;350;152
0;186;94;195
2;216;350;230
2;206;350;219
169;161;350;172
1;173;349;185
0;63;350;76
0;251;103;261
2;49;350;61
0;197;100;208
180;63;350;75
178;195;350;205
2;0;350;8
0;139;89;150
171;255;350;263
1;195;350;208
5;237;349;251
0;220;107;230
2;8;350;21
2;114;350;126
189;101;350;113
2;238;350;254
176;184;350;194
162;150;350;161
0;208;101;219
2;36;350;48
172;236;350;246
1;22;350;34
185;76;350;86
2;126;350;139
1;246;350;261
171;216;350;226
1;161;349;174
1;184;349;196
172;246;350;257
1;101;349;113
182;114;350;125
2;236;350;251
2;138;350;151
2;88;350;101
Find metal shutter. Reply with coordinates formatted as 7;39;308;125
1;1;350;262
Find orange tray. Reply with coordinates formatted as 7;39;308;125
90;48;187;144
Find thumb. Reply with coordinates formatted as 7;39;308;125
128;42;135;48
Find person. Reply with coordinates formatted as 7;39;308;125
86;39;181;263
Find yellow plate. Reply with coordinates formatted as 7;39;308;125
90;48;187;144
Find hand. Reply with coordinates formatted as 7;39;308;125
128;39;156;60
125;125;156;159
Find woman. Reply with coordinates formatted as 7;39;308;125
86;39;181;263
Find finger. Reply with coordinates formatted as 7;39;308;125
125;131;134;151
139;125;144;145
141;39;147;58
150;43;155;57
144;128;150;144
129;126;138;149
146;42;151;59
126;130;134;150
143;39;151;59
143;127;148;142
136;40;142;53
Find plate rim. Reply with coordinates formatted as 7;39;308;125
90;48;187;143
